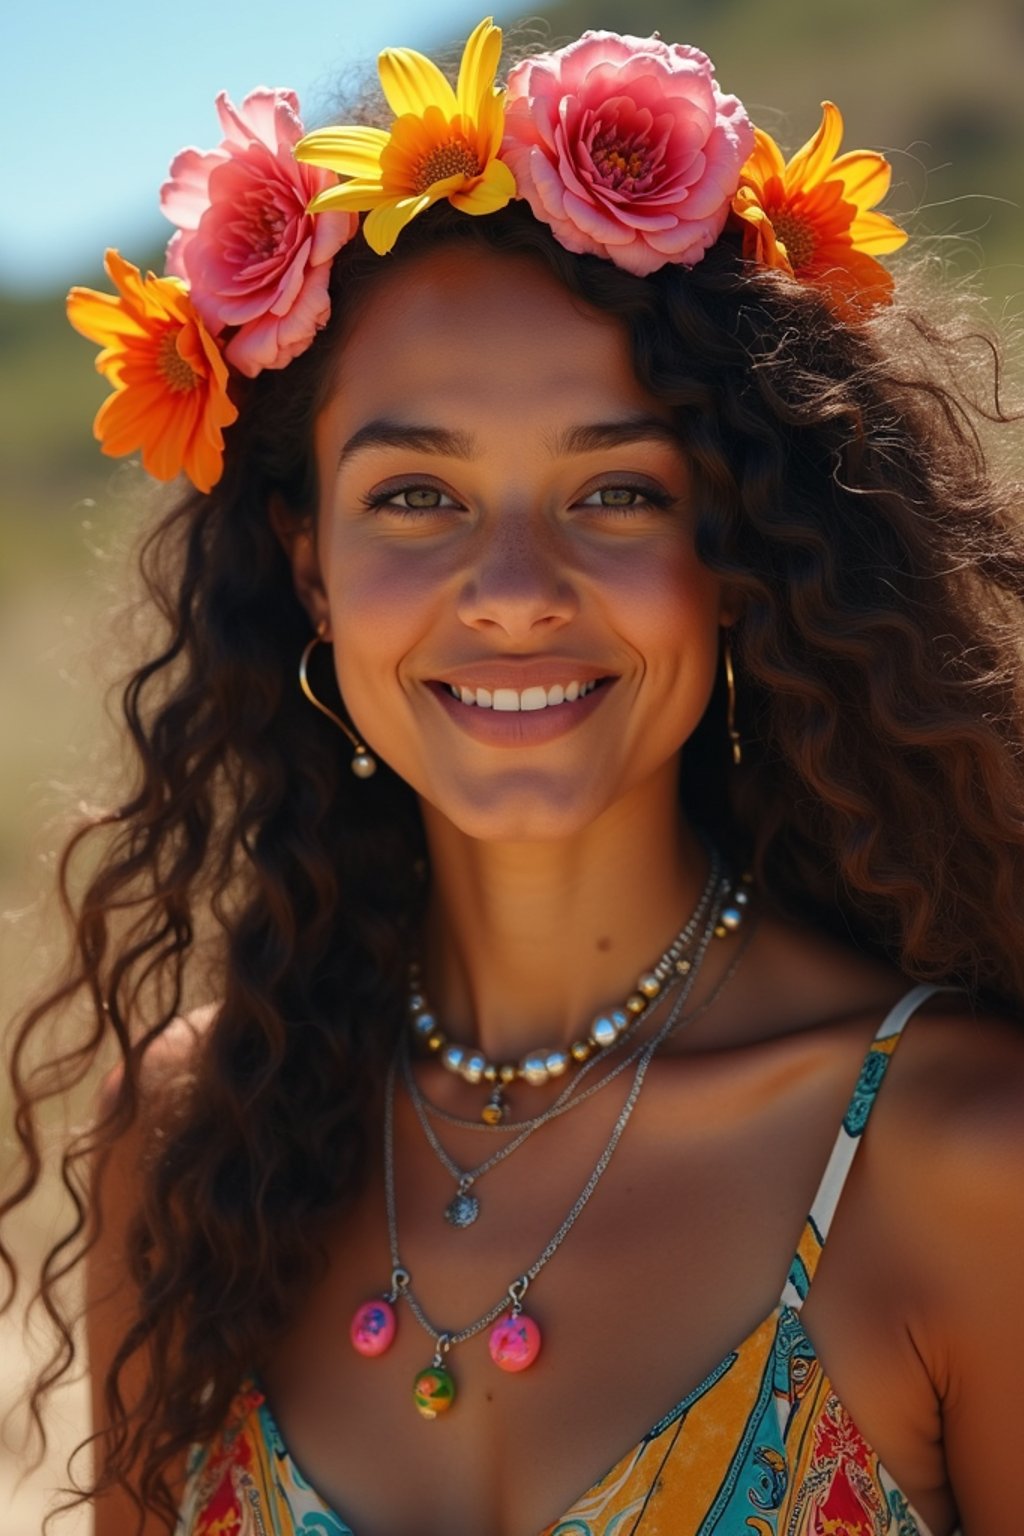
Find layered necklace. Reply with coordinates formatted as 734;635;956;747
349;857;752;1419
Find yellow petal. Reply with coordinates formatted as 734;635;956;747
307;181;394;214
784;102;844;193
295;125;390;177
475;84;506;161
363;192;437;254
847;208;909;254
456;17;502;117
449;157;516;213
378;45;458;119
823;150;890;212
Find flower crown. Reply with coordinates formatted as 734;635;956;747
67;17;906;495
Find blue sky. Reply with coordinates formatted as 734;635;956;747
4;0;487;291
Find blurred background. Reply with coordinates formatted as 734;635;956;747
2;0;1021;1530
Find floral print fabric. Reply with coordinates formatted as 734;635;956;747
176;985;948;1536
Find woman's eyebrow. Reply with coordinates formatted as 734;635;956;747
338;420;477;467
551;417;683;455
337;414;682;470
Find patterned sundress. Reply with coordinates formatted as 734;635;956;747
176;982;958;1536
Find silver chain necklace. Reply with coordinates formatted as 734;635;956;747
348;899;726;1419
401;900;753;1230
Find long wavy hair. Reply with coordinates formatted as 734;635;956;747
3;192;1024;1531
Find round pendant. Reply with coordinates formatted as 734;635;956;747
350;1297;396;1357
488;1312;542;1373
444;1190;480;1228
413;1363;456;1419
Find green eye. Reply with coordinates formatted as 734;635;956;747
577;483;673;514
403;486;443;509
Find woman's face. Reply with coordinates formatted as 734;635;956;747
307;244;733;842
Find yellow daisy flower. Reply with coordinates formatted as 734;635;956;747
294;16;516;255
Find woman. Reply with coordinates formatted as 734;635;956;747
3;19;1023;1536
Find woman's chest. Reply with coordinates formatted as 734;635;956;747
253;1058;934;1536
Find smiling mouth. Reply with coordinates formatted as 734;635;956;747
439;678;613;712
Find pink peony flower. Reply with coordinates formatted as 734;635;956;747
502;32;754;277
161;89;357;377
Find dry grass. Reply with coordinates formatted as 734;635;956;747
1;505;139;1536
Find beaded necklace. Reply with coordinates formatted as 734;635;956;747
349;893;731;1418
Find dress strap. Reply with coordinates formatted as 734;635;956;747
780;982;948;1311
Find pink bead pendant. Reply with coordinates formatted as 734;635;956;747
350;1297;397;1357
488;1311;542;1373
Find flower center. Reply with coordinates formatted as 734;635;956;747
413;137;481;194
772;209;817;273
591;129;653;191
158;331;200;393
250;203;287;260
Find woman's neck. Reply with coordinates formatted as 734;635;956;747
417;764;712;1065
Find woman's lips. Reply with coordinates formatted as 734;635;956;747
425;676;616;746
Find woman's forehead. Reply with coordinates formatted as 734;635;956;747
325;245;666;432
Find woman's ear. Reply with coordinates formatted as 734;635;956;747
269;496;332;639
718;586;744;630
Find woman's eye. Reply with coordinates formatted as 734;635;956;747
362;484;462;516
577;484;673;515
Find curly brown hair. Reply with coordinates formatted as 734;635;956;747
3;197;1024;1532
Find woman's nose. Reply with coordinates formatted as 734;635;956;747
455;514;579;639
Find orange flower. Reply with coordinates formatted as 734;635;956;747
732;102;907;313
66;250;238;493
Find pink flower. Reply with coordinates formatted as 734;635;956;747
502;32;753;277
161;89;357;377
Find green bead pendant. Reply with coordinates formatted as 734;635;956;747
413;1362;456;1419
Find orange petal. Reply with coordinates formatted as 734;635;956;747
67;286;151;347
146;396;198;484
808;250;895;316
784;102;845;193
95;382;174;459
731;189;794;275
739;126;787;191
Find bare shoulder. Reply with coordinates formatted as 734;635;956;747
882;997;1024;1169
96;999;220;1121
873;999;1024;1530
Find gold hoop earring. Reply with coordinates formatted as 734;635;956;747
723;636;742;767
298;634;377;779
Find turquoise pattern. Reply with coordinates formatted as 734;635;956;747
176;984;957;1536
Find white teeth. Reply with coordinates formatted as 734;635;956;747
444;678;605;710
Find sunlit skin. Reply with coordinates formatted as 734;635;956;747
270;245;1024;1536
285;245;736;1065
